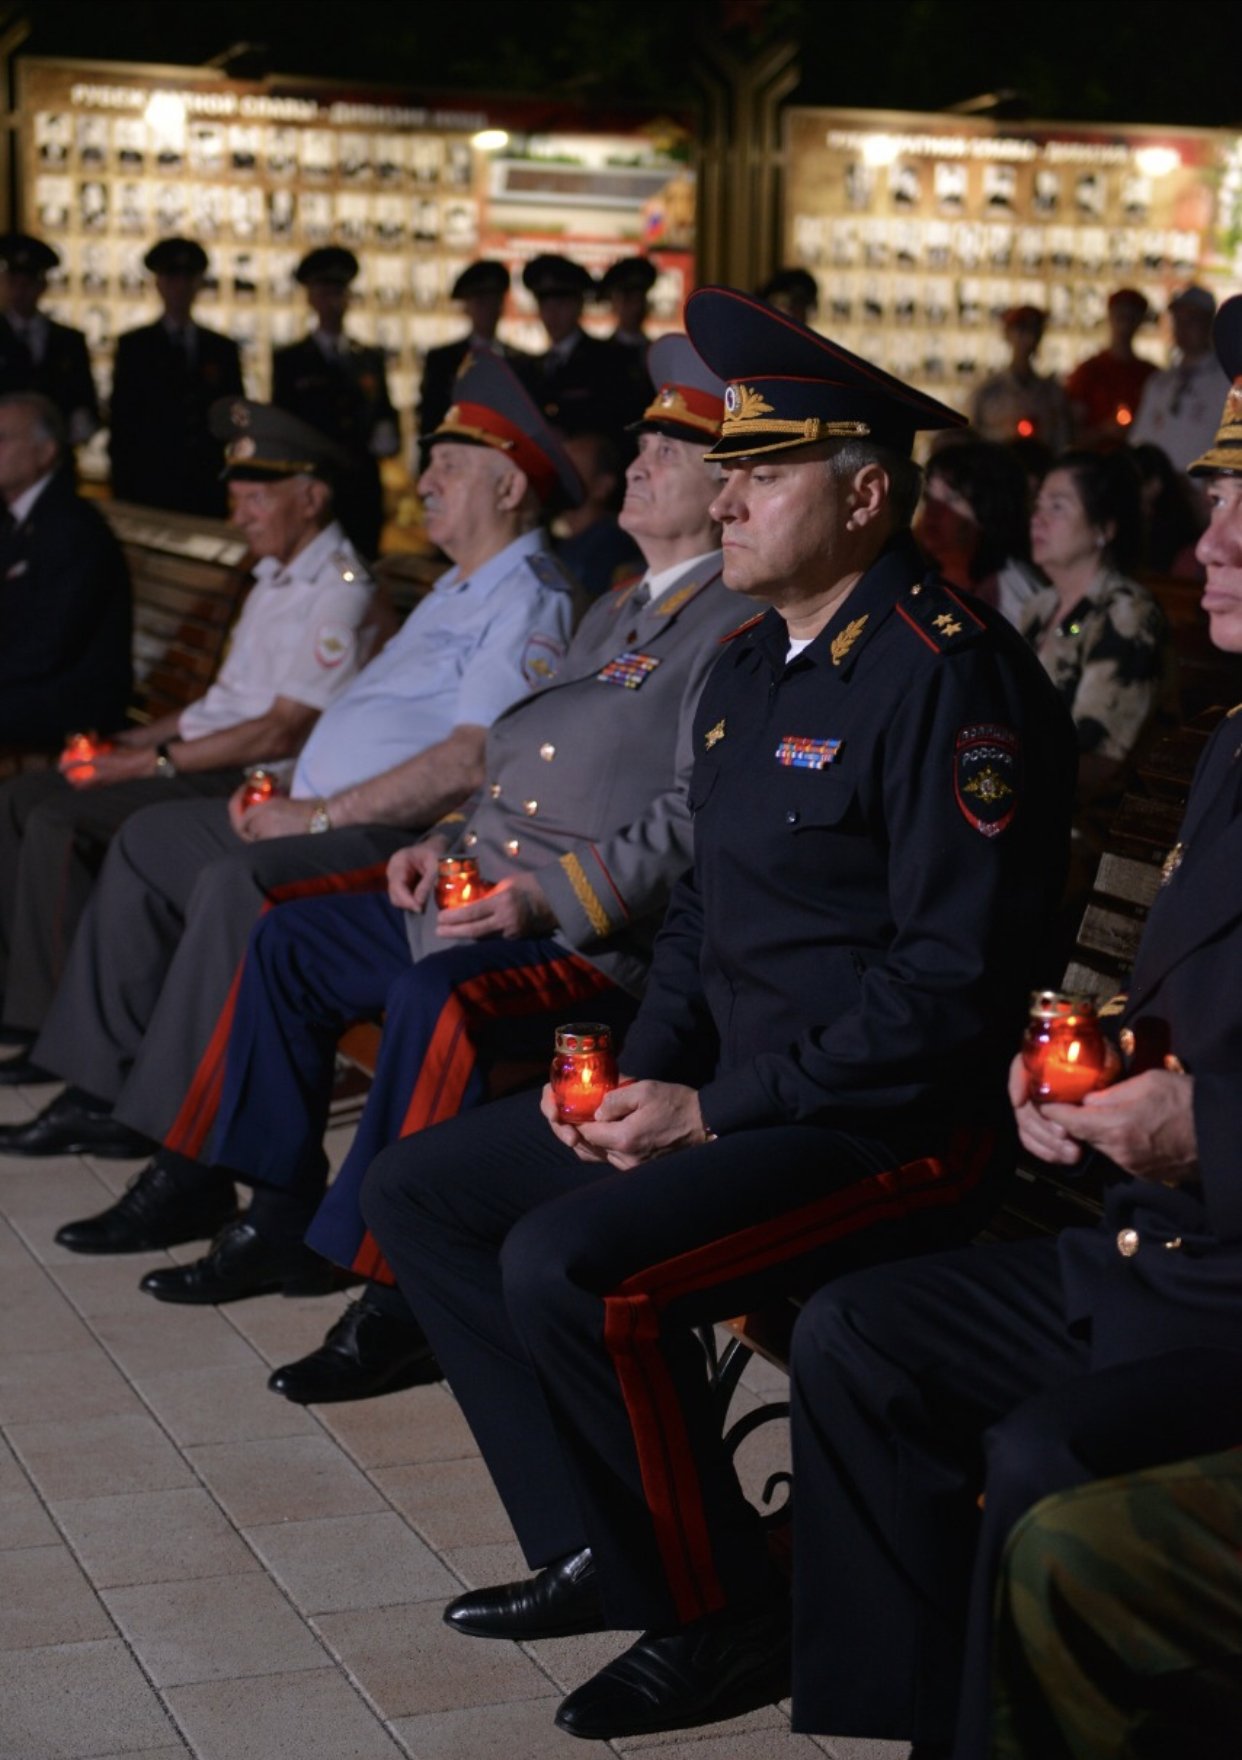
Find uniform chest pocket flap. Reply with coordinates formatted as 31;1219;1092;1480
774;773;856;831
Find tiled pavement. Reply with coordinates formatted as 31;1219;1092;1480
0;1077;907;1760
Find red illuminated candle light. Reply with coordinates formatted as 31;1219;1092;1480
241;767;279;810
59;730;112;769
1115;403;1133;428
435;856;484;911
1016;418;1035;438
550;1022;619;1124
1022;991;1112;1104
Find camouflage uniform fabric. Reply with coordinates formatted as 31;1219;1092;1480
992;1447;1242;1760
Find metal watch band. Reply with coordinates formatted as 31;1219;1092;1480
307;800;332;834
153;743;177;779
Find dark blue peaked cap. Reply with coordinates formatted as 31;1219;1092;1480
1189;294;1242;477
685;285;967;459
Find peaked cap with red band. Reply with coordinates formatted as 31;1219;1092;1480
1190;294;1242;477
631;333;725;445
430;351;584;509
685;285;966;460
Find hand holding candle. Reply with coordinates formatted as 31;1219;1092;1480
435;856;487;911
550;1023;619;1124
1022;991;1114;1104
240;767;280;811
59;730;114;782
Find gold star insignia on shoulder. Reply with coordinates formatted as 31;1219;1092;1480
933;612;964;637
705;718;726;750
1160;841;1184;885
830;615;868;667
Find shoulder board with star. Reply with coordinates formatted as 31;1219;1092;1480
895;577;986;656
527;551;574;591
331;551;366;584
719;612;765;644
610;573;643;595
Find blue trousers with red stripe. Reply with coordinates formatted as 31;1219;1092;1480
361;1085;1007;1632
207;891;633;1275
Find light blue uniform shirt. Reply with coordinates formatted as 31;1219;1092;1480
291;528;572;800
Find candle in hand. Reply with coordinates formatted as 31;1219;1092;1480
436;856;485;910
551;1023;619;1124
240;768;278;810
1022;992;1112;1104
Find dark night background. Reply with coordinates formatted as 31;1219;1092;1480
6;0;1239;127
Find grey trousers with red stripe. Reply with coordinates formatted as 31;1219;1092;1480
362;1086;1007;1633
31;796;409;1143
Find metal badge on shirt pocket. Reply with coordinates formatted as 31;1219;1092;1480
775;735;842;770
597;651;661;689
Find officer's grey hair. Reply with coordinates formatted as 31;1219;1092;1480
0;390;66;458
823;438;923;530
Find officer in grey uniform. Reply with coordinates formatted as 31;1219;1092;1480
54;341;739;1396
0;356;579;1160
0;401;375;1082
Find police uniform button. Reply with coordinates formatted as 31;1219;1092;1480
523;800;538;816
489;783;502;799
785;809;800;824
505;838;520;856
1116;1228;1140;1258
464;832;478;848
1163;1236;1184;1252
540;743;556;762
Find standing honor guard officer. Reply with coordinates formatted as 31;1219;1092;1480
523;253;649;446
0;233;99;446
417;259;528;440
109;237;245;517
785;295;1242;1760
359;288;1076;1742
272;246;399;558
598;255;657;351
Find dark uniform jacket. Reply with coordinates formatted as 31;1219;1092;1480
1059;706;1242;1364
0;468;132;745
536;330;651;442
0;313;99;434
271;333;398;558
621;536;1078;1139
109;321;244;517
420;553;738;997
417;336;533;440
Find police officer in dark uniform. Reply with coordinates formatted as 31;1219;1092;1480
417;259;530;440
358;287;1077;1743
272;246;399;558
524;253;648;445
109;238;245;516
785;296;1242;1760
758;266;819;328
0;234;99;445
598;254;657;350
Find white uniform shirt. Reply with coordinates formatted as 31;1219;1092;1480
178;521;374;741
290;526;574;800
1130;353;1231;473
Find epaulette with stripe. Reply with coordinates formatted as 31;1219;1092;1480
718;612;765;644
894;577;986;656
527;551;574;590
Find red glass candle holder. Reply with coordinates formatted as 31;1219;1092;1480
240;767;279;810
59;730;113;772
435;856;485;910
550;1023;619;1124
1022;991;1113;1104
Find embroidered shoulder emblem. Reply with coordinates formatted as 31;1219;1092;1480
705;718;726;750
954;724;1020;838
830;615;869;667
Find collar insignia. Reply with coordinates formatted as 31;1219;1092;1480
830;614;869;666
705;718;726;750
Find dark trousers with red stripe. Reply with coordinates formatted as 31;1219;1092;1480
788;1243;1242;1756
207;891;635;1272
361;1087;1005;1633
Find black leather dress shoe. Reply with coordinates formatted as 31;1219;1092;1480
268;1292;441;1403
554;1597;791;1739
55;1160;239;1255
445;1548;603;1640
0;1050;59;1086
139;1218;337;1305
0;1087;155;1158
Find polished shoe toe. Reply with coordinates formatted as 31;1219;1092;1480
55;1160;238;1255
0;1087;155;1158
445;1548;603;1640
268;1296;440;1403
554;1599;790;1740
139;1219;336;1305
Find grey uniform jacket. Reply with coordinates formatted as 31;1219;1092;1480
410;552;737;996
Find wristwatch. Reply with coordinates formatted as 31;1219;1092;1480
307;800;332;834
153;743;177;780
